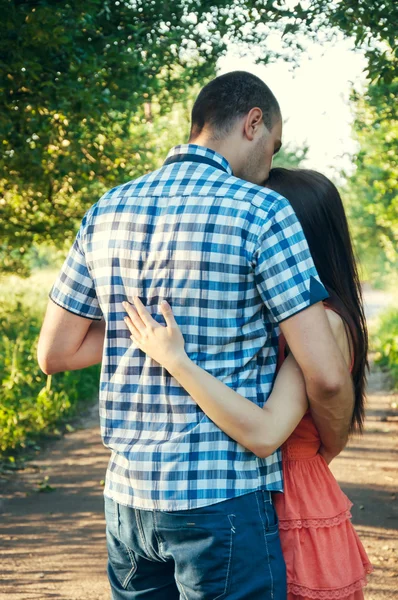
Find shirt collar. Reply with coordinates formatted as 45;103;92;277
164;144;233;176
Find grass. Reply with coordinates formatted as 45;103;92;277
0;269;100;461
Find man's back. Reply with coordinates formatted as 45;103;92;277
50;145;325;510
42;71;348;599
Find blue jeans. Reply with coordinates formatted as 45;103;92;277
104;490;286;599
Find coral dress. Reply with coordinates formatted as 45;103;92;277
273;317;372;599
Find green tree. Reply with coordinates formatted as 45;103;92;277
0;1;223;273
1;0;397;275
292;0;397;84
346;79;398;288
273;144;308;169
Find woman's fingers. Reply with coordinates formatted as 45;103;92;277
133;296;158;328
123;297;176;334
124;316;142;340
160;300;178;329
123;302;146;333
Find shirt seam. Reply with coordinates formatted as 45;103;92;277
277;292;330;324
49;292;103;321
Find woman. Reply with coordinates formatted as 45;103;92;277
123;168;373;599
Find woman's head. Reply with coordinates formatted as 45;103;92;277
266;167;368;433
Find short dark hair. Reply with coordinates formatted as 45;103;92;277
190;71;281;140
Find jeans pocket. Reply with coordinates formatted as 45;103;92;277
158;512;235;600
104;495;138;590
107;535;138;590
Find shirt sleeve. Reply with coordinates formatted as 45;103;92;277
49;214;103;321
254;199;328;323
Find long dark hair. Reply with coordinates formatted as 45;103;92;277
266;168;368;433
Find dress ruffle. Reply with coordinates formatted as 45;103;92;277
276;508;373;599
288;574;372;599
272;412;373;600
278;508;353;530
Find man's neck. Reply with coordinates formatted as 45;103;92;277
188;135;237;175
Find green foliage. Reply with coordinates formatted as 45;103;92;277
24;243;68;272
0;91;193;275
303;0;397;84
372;309;398;389
273;144;309;169
0;1;223;273
0;271;100;457
345;79;398;289
1;0;397;276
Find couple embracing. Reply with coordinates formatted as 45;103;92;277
39;71;372;599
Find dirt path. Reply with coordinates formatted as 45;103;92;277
0;402;110;600
330;369;398;599
0;293;397;599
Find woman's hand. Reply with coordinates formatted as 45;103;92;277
123;298;188;373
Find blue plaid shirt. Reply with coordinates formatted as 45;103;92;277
50;144;328;510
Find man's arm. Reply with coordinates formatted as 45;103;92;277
252;196;354;457
280;302;354;457
38;207;106;374
38;301;105;375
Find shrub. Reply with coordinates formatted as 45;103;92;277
372;308;398;389
0;270;100;457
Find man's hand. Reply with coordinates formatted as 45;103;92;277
38;299;105;374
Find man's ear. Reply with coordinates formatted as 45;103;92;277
243;107;264;141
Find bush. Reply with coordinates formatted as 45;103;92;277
372;308;398;389
0;270;100;457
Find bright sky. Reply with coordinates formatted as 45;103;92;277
218;36;368;179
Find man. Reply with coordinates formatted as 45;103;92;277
38;71;353;599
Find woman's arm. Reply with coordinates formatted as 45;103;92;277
123;298;308;457
171;351;308;457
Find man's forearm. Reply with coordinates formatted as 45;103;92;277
306;371;354;456
280;303;355;459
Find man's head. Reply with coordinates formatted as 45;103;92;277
189;71;282;184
